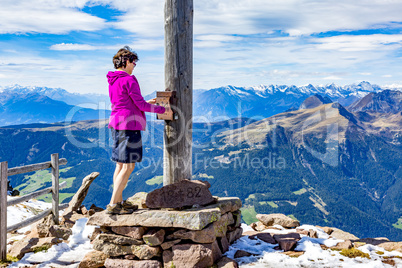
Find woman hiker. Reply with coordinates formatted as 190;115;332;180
106;46;166;214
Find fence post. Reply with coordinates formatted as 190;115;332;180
51;154;59;225
0;161;8;261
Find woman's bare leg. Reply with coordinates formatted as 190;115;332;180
110;163;135;205
113;162;123;185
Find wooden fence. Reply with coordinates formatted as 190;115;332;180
0;153;69;260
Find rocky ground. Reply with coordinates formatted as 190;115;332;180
3;200;402;268
3;177;402;267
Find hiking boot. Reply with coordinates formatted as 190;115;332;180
121;200;138;210
106;203;133;215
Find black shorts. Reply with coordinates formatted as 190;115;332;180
110;128;143;163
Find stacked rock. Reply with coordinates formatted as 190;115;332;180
86;180;242;268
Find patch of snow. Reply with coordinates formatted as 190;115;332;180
236;223;400;268
7;197;52;230
9;218;95;268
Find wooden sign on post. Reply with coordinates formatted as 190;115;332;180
156;91;177;121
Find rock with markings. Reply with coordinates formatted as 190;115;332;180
145;179;214;208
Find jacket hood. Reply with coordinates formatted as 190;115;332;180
107;71;130;86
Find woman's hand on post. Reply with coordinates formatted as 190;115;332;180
147;98;157;105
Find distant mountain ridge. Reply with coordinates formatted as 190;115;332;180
348;89;402;113
1;82;401;126
0;85;111;108
191;81;397;121
0;90;110;126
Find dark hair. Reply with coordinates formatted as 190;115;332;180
113;46;138;69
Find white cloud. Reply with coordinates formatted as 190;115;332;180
314;34;402;52
384;84;402;90
323;76;343;80
192;0;402;36
50;39;163;51
0;0;105;34
3;0;402;39
195;35;243;48
50;43;98;51
382;74;393;78
92;0;164;37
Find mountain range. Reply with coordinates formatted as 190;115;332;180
0;88;111;126
0;81;400;126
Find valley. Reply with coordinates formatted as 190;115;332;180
1;86;401;241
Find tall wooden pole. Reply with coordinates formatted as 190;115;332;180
164;0;193;185
0;162;8;261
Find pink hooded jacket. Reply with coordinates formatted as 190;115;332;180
107;71;165;131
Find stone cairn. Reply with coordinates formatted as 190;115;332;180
85;180;242;268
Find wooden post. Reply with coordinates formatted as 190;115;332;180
51;154;59;225
0;162;8;261
163;0;193;185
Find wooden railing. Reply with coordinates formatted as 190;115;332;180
0;153;68;260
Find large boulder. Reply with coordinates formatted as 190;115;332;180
256;214;300;228
88;205;223;231
163;241;222;268
145;179;214;209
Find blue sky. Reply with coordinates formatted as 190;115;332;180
1;0;402;95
